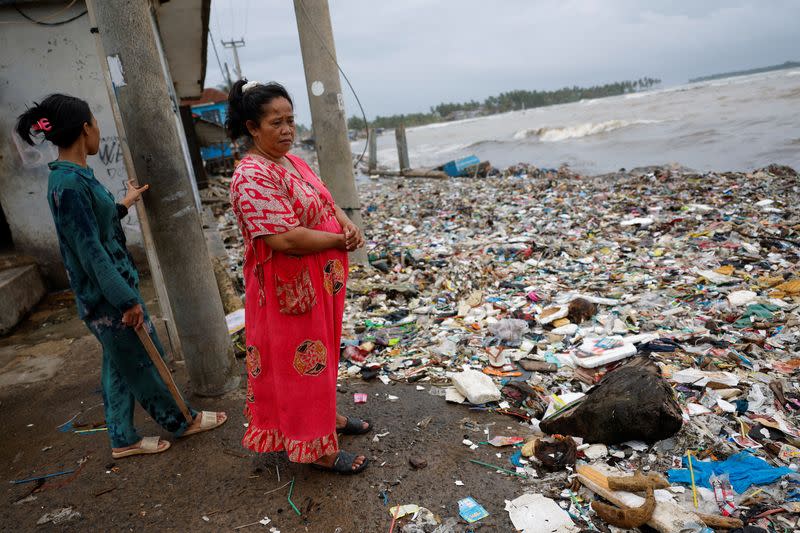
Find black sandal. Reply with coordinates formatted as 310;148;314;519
338;416;372;435
313;450;369;474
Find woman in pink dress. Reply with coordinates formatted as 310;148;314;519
227;80;369;473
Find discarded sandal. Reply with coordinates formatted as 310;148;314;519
111;436;170;459
313;450;369;474
180;411;227;438
338;416;372;435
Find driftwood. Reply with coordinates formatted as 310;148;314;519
592;484;656;529
591;471;669;529
577;464;744;532
371;169;449;179
607;471;669;491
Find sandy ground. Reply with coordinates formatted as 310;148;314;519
0;284;531;532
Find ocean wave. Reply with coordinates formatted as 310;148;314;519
513;119;665;142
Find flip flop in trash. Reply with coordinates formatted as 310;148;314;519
180;411;227;438
111;436;170;459
339;416;372;435
313;450;369;474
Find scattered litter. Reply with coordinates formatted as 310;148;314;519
457;497;489;523
505;493;579;532
209;160;800;531
36;507;81;525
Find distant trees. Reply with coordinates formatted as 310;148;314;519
347;77;661;131
689;61;800;83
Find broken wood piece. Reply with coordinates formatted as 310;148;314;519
694;512;743;530
607;471;670;491
518;359;558;372
591;484;656;529
372;169;449;179
577;464;702;533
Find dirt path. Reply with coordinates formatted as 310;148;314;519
1;299;533;532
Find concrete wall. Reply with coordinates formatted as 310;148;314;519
0;2;143;288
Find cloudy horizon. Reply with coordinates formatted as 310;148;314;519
206;0;799;125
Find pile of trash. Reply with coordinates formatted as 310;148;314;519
209;161;800;531
342;164;800;531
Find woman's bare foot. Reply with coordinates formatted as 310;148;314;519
336;413;368;431
314;450;367;471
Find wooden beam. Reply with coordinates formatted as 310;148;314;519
576;464;743;532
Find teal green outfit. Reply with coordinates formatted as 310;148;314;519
47;161;194;448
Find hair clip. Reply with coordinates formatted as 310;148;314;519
33;118;52;132
242;80;262;93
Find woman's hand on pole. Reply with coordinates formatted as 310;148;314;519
121;180;150;209
121;303;145;329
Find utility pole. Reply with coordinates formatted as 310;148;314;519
224;63;233;91
86;0;239;396
395;123;410;171
293;0;365;262
368;129;377;173
221;38;245;80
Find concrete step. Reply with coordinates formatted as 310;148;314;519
0;263;45;335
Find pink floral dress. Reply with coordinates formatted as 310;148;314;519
230;152;348;463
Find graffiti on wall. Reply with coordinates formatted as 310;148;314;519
10;130;140;234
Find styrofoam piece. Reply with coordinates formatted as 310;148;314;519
449;369;501;404
694;268;740;285
727;290;758;307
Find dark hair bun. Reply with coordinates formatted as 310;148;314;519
15;94;92;148
225;79;293;140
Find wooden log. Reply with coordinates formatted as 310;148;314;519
395;123;410;170
371;169;449;179
368;129;377;172
577;464;744;532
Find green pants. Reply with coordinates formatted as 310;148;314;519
85;300;195;448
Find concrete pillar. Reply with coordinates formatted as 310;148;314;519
86;0;238;396
368;129;377;173
293;0;366;263
395;123;410;171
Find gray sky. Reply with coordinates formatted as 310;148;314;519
206;0;799;125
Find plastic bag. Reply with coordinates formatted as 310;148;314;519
488;318;529;342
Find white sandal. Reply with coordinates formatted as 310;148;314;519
180;411;227;438
111;436;170;459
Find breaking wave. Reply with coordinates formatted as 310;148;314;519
512;119;665;142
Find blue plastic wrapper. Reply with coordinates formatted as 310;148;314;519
458;497;489;523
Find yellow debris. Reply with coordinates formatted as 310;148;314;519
715;265;735;276
759;275;786;288
775;279;800;294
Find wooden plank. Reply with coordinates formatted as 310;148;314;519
576;464;714;533
371;169;449;179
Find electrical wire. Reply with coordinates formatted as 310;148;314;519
243;0;251;38
296;0;369;166
11;1;86;26
209;30;230;89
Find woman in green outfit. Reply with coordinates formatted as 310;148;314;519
16;94;226;459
